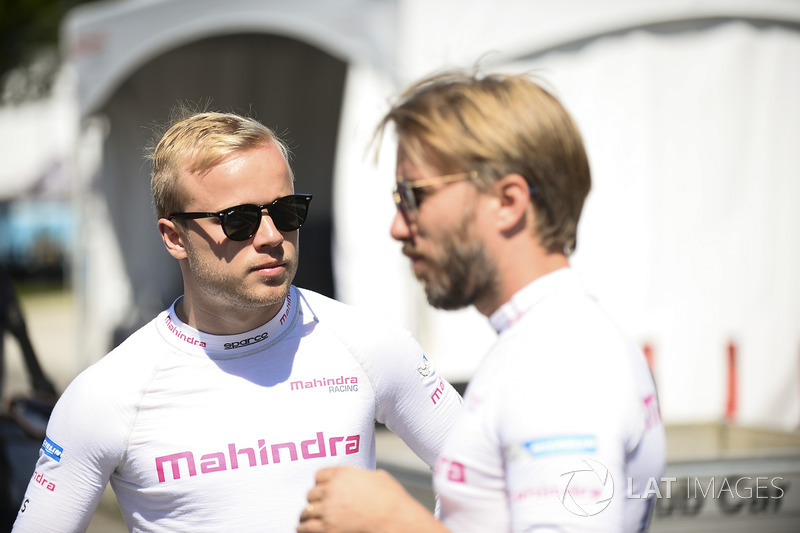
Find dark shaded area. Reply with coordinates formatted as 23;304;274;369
0;264;58;529
0;0;103;103
0;265;57;396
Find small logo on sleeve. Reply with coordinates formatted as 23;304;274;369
417;355;432;378
42;436;64;462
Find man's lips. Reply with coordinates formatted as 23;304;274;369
401;246;426;271
251;261;285;276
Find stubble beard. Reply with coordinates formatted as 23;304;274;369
186;244;298;311
419;219;499;311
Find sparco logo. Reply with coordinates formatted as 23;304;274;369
224;331;269;350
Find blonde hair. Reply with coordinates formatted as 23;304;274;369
376;70;591;254
148;107;292;219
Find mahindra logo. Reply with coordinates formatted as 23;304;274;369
279;291;293;325
291;376;358;392
30;471;56;492
155;431;361;483
164;316;207;348
430;377;446;405
436;456;466;483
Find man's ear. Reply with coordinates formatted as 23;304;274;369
158;218;188;260
495;174;533;234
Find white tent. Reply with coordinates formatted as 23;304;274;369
62;0;800;430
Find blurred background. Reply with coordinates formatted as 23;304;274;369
1;0;799;531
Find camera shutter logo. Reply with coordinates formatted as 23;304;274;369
558;459;614;516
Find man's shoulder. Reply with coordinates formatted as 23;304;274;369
294;287;393;325
110;314;164;353
293;286;416;345
78;317;163;382
293;286;343;308
54;318;163;423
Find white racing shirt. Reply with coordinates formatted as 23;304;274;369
13;286;461;532
434;268;666;532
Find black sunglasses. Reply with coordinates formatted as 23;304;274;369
169;194;312;241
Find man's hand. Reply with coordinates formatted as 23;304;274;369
297;466;445;533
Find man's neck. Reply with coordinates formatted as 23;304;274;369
175;294;286;335
475;249;569;317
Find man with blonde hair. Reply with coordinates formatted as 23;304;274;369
13;110;461;532
298;70;666;532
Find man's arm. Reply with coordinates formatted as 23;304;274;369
12;368;123;531
367;329;462;468
297;466;450;533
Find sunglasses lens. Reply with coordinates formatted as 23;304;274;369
397;185;418;213
218;196;310;240
222;207;262;241
270;196;310;232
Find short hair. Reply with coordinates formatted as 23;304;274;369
148;108;292;219
376;70;591;254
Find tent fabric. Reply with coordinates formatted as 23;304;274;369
61;0;800;431
0;78;77;201
498;19;800;428
62;0;397;116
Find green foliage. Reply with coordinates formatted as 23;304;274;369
0;0;101;103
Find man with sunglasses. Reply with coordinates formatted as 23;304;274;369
13;111;461;532
298;70;666;532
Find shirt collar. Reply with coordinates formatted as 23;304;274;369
158;286;300;358
488;267;578;333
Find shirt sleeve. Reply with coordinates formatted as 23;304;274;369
363;326;462;469
12;363;131;532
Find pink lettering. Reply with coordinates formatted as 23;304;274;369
163;316;207;347
156;451;196;482
279;293;292;325
272;442;298;463
200;452;226;474
328;436;344;456
344;435;360;454
430;378;446;405
511;486;560;501
33;471;56;492
436;457;466;483
259;439;269;464
291;376;359;391
301;432;327;459
229;443;257;469
643;394;662;430
155;431;360;483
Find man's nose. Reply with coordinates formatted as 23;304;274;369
253;212;284;247
389;208;413;242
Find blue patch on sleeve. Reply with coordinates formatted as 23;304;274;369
524;435;597;457
42;436;64;462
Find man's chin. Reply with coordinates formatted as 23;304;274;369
423;285;471;311
244;280;292;308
